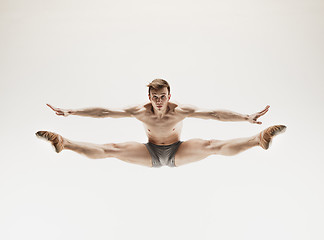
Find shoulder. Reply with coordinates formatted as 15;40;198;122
124;103;148;116
173;102;197;115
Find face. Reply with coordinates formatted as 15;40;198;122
149;87;171;112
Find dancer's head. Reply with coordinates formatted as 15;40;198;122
147;79;171;112
147;79;170;95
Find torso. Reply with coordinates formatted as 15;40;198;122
131;102;187;145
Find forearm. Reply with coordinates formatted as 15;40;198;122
184;104;267;123
70;107;128;118
212;110;249;122
70;108;109;118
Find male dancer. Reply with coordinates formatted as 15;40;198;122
36;79;286;167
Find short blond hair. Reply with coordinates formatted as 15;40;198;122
147;79;170;94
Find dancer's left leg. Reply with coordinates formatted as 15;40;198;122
175;125;286;167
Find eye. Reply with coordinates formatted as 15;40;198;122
161;96;165;99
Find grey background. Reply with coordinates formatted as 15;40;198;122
1;0;323;239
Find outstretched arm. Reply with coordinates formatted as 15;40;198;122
46;104;140;118
181;105;270;124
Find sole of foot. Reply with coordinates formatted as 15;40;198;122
35;131;64;153
259;125;287;150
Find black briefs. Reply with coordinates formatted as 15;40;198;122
145;141;183;167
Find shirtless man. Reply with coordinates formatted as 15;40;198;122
36;79;286;167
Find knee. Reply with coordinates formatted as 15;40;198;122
207;139;230;155
102;143;121;157
189;139;215;152
208;140;238;156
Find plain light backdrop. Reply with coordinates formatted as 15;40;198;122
1;0;323;239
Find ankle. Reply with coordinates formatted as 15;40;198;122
251;134;261;147
62;138;70;149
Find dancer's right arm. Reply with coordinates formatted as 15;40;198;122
46;104;141;118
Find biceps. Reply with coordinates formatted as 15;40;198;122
190;111;215;119
109;110;133;118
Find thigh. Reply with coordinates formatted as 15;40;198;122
175;138;214;167
109;142;152;167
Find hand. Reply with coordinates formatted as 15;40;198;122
248;105;270;124
46;104;72;117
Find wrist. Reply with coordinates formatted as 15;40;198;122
68;110;75;115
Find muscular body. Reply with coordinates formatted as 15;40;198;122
36;87;286;167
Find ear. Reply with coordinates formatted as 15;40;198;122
148;94;151;101
169;94;171;100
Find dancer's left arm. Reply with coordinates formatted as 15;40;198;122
180;105;270;124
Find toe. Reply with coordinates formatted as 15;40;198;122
36;131;44;137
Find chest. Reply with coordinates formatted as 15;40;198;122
141;113;182;132
145;113;181;127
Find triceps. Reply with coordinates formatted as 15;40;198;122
210;111;221;120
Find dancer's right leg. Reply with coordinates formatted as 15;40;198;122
36;131;152;167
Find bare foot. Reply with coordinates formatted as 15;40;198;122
259;125;287;150
35;131;65;153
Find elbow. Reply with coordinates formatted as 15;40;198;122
211;111;221;120
97;109;110;118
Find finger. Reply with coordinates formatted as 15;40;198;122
259;105;270;114
261;107;269;113
47;104;57;111
259;108;269;116
258;112;266;117
259;109;269;115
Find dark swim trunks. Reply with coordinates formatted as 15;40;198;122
145;141;183;167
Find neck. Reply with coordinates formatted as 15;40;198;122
153;105;169;119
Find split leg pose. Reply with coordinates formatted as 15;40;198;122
36;79;286;167
36;125;285;167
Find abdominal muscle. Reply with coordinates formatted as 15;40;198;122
144;122;183;145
